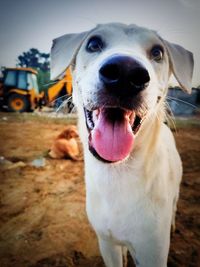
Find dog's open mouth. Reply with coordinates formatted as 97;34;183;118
84;107;143;163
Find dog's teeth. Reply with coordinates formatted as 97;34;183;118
92;109;100;123
129;112;136;126
92;113;96;123
86;110;95;129
87;120;94;129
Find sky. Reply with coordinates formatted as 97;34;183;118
0;0;199;86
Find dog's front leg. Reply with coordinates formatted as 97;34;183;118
98;237;123;267
127;240;168;267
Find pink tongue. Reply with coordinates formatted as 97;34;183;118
90;110;134;162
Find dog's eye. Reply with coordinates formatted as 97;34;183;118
86;36;104;53
151;45;164;62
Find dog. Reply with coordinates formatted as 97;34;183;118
49;125;79;160
50;23;193;267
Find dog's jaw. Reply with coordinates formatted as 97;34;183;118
84;107;144;163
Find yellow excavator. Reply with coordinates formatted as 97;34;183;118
0;67;73;112
0;67;44;112
45;68;73;110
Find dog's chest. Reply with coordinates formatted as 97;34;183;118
87;192;155;243
85;160;170;243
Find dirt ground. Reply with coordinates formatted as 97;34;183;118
0;112;199;267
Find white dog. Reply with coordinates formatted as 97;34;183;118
51;23;193;267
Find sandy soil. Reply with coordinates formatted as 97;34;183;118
0;113;199;267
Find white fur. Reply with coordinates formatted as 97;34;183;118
51;23;193;267
77;107;182;267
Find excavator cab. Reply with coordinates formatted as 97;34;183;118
0;68;41;112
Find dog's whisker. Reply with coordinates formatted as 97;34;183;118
70;105;77;113
42;81;58;87
164;100;177;133
70;62;76;68
166;96;198;110
43;79;72;88
55;96;74;114
49;95;72;110
50;94;71;105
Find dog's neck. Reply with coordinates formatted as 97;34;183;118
81;100;170;197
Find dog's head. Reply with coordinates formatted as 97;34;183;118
57;125;79;140
51;23;193;163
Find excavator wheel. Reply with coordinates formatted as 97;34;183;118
7;93;30;112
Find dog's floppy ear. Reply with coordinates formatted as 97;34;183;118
164;41;194;94
51;31;89;80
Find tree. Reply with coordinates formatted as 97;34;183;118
17;48;50;71
17;48;50;90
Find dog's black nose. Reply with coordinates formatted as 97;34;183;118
99;55;150;96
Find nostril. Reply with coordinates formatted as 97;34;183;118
99;63;121;83
129;68;150;87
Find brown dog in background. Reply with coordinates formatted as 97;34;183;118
49;125;79;160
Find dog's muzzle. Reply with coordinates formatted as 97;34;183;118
84;55;149;163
